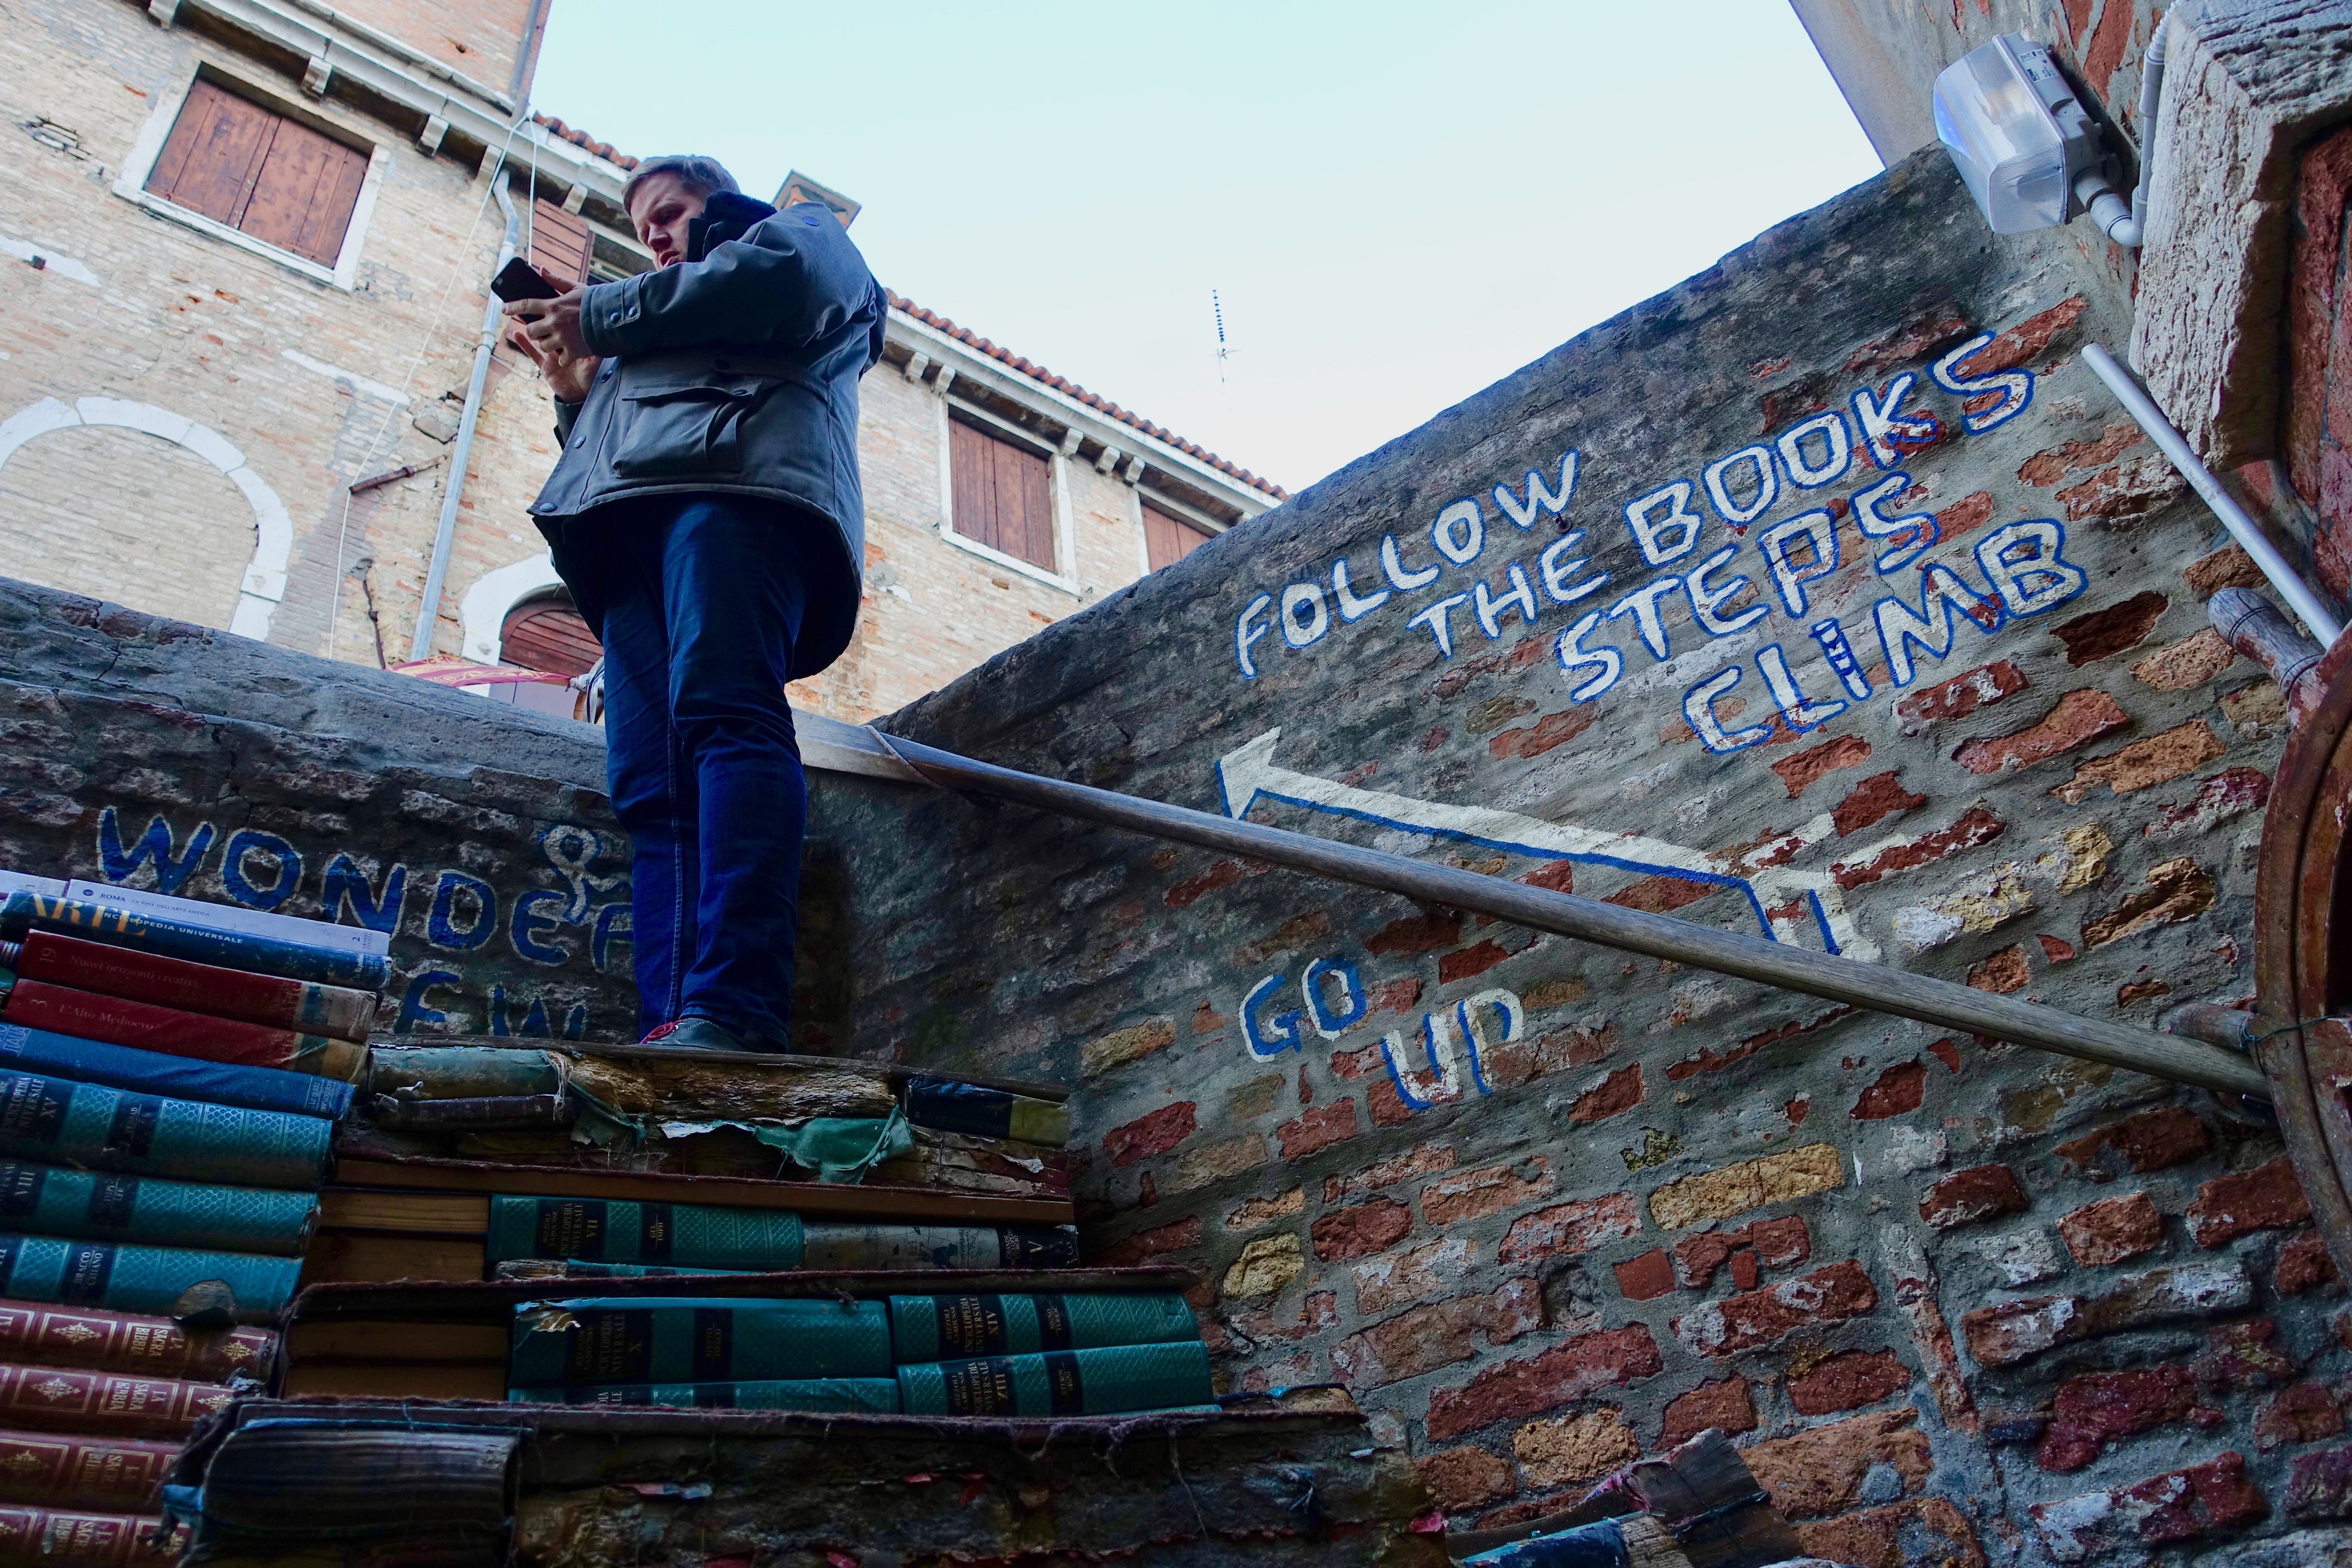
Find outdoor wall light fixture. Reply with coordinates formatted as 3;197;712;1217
1934;31;2146;246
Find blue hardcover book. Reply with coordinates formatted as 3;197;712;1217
0;1024;353;1120
0;1231;300;1321
0;1069;332;1191
0;891;388;991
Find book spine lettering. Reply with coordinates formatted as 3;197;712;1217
0;1431;178;1511
490;1260;737;1281
0;1072;331;1191
0;892;388;990
507;1378;899;1414
0;1362;234;1437
369;1094;572;1131
0;1026;352;1120
0;1302;275;1384
0;983;362;1084
12;934;376;1045
0;1234;301;1323
895;1341;1214;1418
508;1300;891;1386
886;1293;1198;1363
0;1506;181;1568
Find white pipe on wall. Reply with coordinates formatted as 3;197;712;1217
2082;343;2344;648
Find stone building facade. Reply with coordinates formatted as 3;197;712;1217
0;0;1279;727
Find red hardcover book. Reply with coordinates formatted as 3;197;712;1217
0;980;362;1081
0;1363;234;1438
0;1507;180;1567
6;933;375;1045
0;1301;277;1385
0;1430;177;1510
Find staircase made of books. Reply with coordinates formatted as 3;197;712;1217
0;882;1476;1568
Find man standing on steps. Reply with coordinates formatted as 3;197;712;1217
502;155;883;1051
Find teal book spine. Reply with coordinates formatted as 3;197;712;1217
508;1378;900;1413
509;1298;891;1386
896;1341;1214;1418
0;1231;300;1323
485;1197;805;1270
888;1293;1200;1363
0;1158;316;1257
0;1070;330;1191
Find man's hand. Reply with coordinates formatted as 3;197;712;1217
503;283;601;403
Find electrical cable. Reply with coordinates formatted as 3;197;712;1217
323;109;536;662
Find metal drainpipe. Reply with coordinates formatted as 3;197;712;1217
406;169;521;663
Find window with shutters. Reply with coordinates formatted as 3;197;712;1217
1143;503;1214;572
948;415;1057;572
140;77;370;269
526;199;596;290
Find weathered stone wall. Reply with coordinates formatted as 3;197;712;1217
799;150;2350;1564
0;582;642;1040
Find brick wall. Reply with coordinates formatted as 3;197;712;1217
2288;124;2352;610
325;0;542;100
794;148;2352;1563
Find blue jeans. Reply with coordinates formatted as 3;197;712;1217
550;494;815;1044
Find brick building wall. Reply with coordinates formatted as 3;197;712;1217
0;0;533;664
794;148;2352;1563
0;0;1277;726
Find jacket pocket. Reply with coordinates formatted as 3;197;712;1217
609;374;780;481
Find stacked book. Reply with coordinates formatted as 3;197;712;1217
275;1269;1216;1416
300;1041;1081;1295
0;881;384;1562
505;1286;1212;1415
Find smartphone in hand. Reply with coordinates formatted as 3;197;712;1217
491;257;562;303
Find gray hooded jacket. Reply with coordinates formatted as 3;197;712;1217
530;200;885;680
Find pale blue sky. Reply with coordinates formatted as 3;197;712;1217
533;3;1880;495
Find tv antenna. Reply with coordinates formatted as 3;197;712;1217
1212;289;1231;385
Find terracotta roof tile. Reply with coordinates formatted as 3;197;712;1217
532;113;638;170
524;114;1283;499
888;288;1285;499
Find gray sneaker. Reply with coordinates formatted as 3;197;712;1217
638;1017;757;1051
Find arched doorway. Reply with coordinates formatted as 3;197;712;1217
0;396;294;637
501;590;601;677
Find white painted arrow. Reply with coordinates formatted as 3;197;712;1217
1215;728;1876;961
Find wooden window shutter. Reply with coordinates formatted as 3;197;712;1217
144;79;369;266
144;80;275;226
500;597;602;677
239;117;368;264
1144;504;1213;571
950;419;1002;555
529;200;595;289
992;437;1053;569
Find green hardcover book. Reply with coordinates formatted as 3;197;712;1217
493;1260;740;1282
371;1048;562;1102
0;1158;316;1257
509;1298;891;1386
0;1069;330;1191
0;1231;300;1322
888;1293;1200;1363
897;1341;1214;1418
486;1197;803;1270
485;1196;1080;1272
508;1378;900;1413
